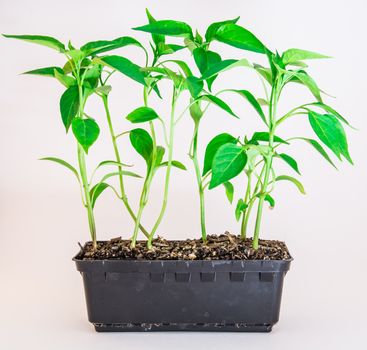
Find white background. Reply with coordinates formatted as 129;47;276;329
1;0;366;349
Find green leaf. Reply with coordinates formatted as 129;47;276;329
129;128;153;165
201;94;238;118
291;71;322;102
81;36;144;56
223;181;234;204
39;157;79;182
154;146;166;168
126;106;159;124
276;175;306;194
282;48;330;65
72;118;100;153
54;69;77;88
203;133;237;176
292;137;336;168
98;171;142;184
23;66;64;77
158;43;185;55
251;132;289;144
145;8;165;48
235;199;248;221
97;55;146;85
163;59;193;77
209;143;247;189
186;76;203;97
59;86;79;131
308;111;352;163
307;102;353;128
254;64;273;84
205;16;240;42
160;160;187;170
90;182;109;209
277;153;301;175
133;20;193;38
229;89;267;125
193;48;222;90
264;194;275;208
189;99;203;123
200;58;250;80
3;34;65;52
214;24;267;54
95;160;133;170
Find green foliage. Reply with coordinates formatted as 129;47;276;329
3;34;65;52
129;128;153;165
126;106;159;123
72;118;100;153
60;86;79;131
133;20;193;38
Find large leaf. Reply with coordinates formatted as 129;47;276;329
229;89;267;125
129;128;153;165
277;153;301;175
40;157;79;182
214;24;266;54
72;118;100;153
209;143;247;189
3;34;65;52
81;36;144;56
193;48;221;90
133;20;193;38
308;111;352;163
203;133;237;176
23;66;64;77
205;17;240;42
97;55;146;85
59;86;79;131
201;94;238;118
251;132;289;144
282;48;330;65
276;175;306;194
126;106;159;123
307;102;353;128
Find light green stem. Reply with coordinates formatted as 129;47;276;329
240;171;252;239
148;88;178;248
101;95;149;238
192;122;207;242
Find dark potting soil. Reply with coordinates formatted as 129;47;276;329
77;233;291;261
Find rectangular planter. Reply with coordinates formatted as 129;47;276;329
74;255;291;332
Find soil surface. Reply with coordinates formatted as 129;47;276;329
77;233;291;261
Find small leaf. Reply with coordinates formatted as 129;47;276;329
81;36;144;56
200;58;250;80
145;8;165;48
223;182;234;204
193;48;222;90
291;71;322;102
209;143;247;189
97;55;146;85
95;85;112;96
235;199;248;221
214;24;267;54
203;133;237;176
72;118;100;153
282;48;330;65
308;111;352;163
201;94;238;118
230;89;267;125
126;106;159;123
129;128;153;165
205;16;240;42
296;137;336;168
95;160;133;170
90;182;109;209
160;160;187;170
54;69;77;88
60;86;79;131
154;146;166;168
3;34;65;52
133;20;193;38
264;194;275;208
40;157;79;182
23;66;64;77
307;102;353;128
158;43;185;55
276;175;306;194
186;76;203;97
277;153;301;175
251;132;289;144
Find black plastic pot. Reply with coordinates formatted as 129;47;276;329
74;254;291;332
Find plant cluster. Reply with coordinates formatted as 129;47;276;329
4;9;352;251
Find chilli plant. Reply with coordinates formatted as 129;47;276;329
3;10;353;251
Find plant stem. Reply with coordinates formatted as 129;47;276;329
101;94;149;238
148;87;178;248
192;122;207;242
240;170;252;239
75;67;97;249
77;143;97;249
